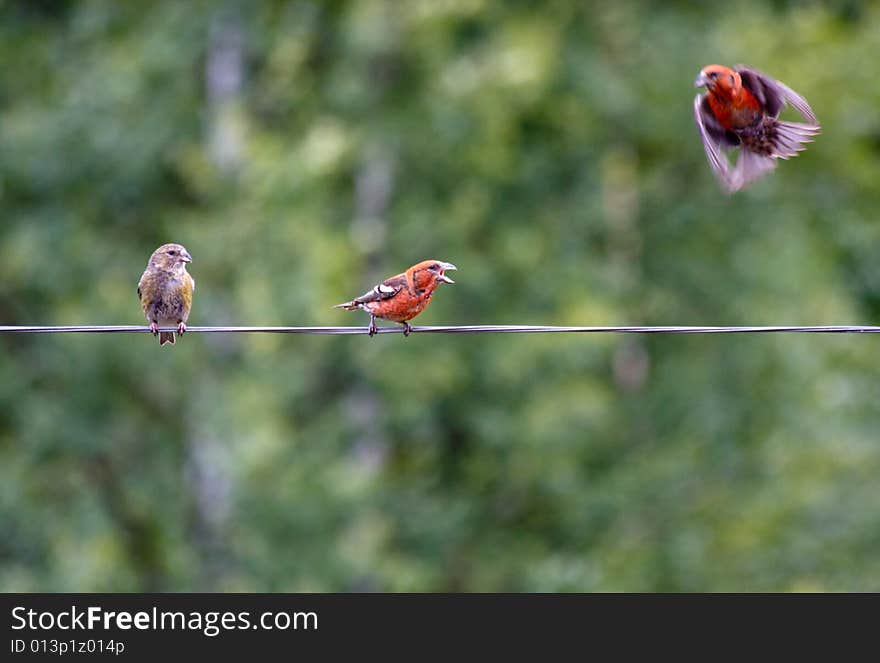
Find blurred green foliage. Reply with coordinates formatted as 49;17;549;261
2;0;880;591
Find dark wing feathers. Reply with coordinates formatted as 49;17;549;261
772;79;818;125
735;65;818;124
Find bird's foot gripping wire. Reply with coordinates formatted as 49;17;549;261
368;315;377;338
149;321;159;336
177;322;187;336
402;322;412;337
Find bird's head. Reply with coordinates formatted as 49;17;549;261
148;243;193;272
694;64;741;96
408;260;457;291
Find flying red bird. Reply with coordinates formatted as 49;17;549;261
693;64;820;192
335;260;457;337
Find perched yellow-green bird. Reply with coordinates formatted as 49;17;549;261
137;243;195;346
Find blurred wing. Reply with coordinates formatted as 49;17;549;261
736;65;818;125
774;79;818;125
694;94;738;191
351;273;407;305
730;149;777;192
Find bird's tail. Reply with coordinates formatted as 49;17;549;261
159;331;176;346
731;120;820;192
334;301;361;311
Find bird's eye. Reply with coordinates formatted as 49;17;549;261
168;250;177;256
709;72;719;79
430;263;440;270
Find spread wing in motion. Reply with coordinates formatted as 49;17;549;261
693;94;740;190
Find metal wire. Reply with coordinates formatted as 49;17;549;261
1;325;880;335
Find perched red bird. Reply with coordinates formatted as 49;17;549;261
693;64;820;192
137;243;195;346
335;260;457;336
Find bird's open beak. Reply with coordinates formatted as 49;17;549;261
437;262;457;284
694;71;709;88
181;251;193;263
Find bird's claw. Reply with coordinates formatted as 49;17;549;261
368;316;377;338
149;321;159;336
177;322;187;336
402;322;412;337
